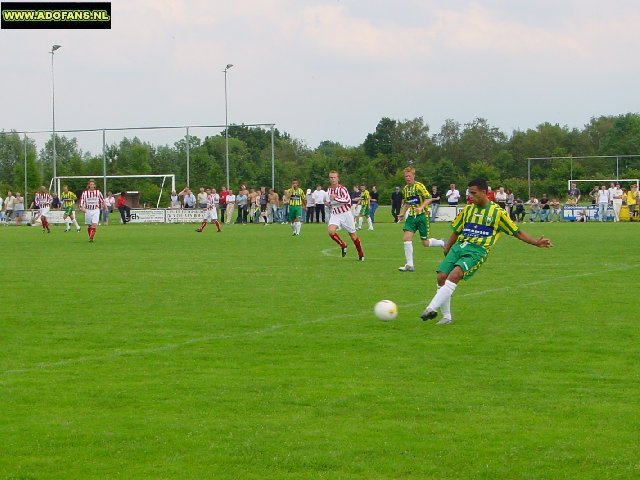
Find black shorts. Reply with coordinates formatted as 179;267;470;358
260;205;267;212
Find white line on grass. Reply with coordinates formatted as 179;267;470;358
3;263;637;378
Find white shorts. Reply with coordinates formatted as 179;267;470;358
39;207;50;217
329;211;356;234
84;208;100;225
203;208;218;221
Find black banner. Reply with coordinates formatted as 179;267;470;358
1;2;111;29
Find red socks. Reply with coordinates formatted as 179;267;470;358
329;233;346;248
88;226;96;240
200;221;208;231
41;217;50;232
353;237;364;257
214;220;221;232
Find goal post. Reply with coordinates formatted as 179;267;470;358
52;174;176;208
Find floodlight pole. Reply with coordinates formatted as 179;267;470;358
50;44;61;195
224;63;233;189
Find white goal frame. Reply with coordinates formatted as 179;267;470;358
52;174;176;208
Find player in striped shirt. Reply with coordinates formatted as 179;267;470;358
34;186;53;233
288;179;306;236
327;170;365;261
60;185;81;232
196;188;222;233
421;178;552;325
356;184;374;231
80;179;105;242
397;167;445;272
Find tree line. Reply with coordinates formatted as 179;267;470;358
2;113;640;205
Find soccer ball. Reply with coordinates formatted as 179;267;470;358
374;300;398;321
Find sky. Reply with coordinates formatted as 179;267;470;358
2;0;640;155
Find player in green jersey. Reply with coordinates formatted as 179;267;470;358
60;185;81;232
397;167;445;272
356;184;374;231
287;179;306;236
421;178;552;325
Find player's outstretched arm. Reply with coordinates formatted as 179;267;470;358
515;230;553;248
443;232;459;255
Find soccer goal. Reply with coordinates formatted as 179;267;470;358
52;174;176;208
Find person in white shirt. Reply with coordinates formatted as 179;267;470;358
445;183;460;205
0;196;4;224
610;183;623;222
225;189;236;225
311;185;327;223
169;190;181;209
197;187;208;208
597;185;610;222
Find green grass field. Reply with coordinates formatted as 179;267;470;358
1;216;639;479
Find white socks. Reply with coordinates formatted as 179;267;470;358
437;285;452;319
293;221;301;234
428;238;445;247
427;280;457;312
404;241;414;267
367;217;373;229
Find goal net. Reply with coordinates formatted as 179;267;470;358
52;174;176;208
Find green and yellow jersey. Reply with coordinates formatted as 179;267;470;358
288;187;306;207
451;202;519;250
359;189;370;207
402;182;430;216
60;191;77;207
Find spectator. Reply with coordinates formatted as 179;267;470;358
430;185;440;222
539;194;551;222
391;186;403;222
180;188;196;209
350;185;361;219
575;209;588;222
487;186;495;202
225;189;236;225
219;186;228;223
445;183;460;205
494;186;507;210
588;185;599;205
281;187;290;224
567;182;581;204
13;192;25;225
549;198;562;222
369;185;379;223
625;184;638;220
610;183;623;222
51;193;62;210
197;187;208;209
312;185;327;223
305;188;314;223
597;185;609;222
268;188;280;223
259;187;269;225
169;190;181;209
525;196;540;222
236;187;248;224
116;192;131;224
104;191;116;225
249;188;259;223
0;195;4;224
512;197;526;222
506;188;515;219
4;191;15;223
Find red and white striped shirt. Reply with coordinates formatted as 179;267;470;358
327;184;351;215
80;189;105;210
35;192;53;208
206;193;219;210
